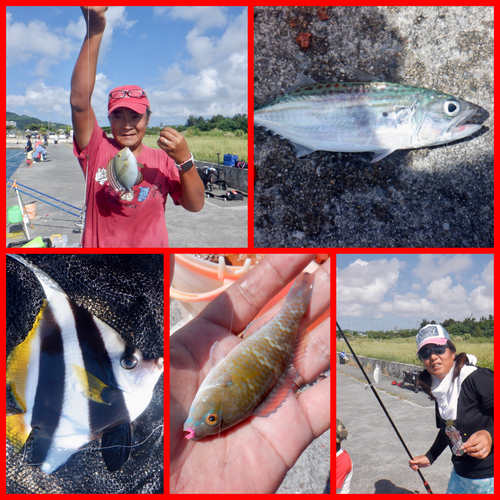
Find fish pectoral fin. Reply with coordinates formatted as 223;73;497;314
371;149;396;163
209;341;229;370
106;158;125;192
71;364;112;405
286;73;317;92
252;364;299;418
136;161;145;169
101;422;132;472
6;413;31;451
292;143;316;158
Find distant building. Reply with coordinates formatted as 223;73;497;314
7;121;16;127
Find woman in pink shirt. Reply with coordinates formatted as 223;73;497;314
71;6;204;247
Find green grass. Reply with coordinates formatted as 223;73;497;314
337;338;494;370
142;129;248;163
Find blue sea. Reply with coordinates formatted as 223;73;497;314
7;149;27;179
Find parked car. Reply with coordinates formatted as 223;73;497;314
8;133;16;138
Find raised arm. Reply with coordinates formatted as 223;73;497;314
70;7;108;151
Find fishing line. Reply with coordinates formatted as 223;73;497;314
336;321;433;494
13;425;164;468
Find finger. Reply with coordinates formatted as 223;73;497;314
295;317;330;385
296;376;330;439
175;254;318;363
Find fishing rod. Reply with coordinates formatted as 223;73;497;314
336;321;433;494
7;179;81;212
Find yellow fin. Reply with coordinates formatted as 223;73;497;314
6;414;31;451
71;364;111;405
7;299;49;412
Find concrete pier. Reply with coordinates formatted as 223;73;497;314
7;144;247;248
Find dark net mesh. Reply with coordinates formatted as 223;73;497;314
6;254;164;494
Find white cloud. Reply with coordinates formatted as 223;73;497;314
426;277;468;304
481;259;494;288
151;8;247;122
379;293;436;317
337;258;403;316
6;80;70;117
7;12;77;76
154;7;228;32
412;254;473;284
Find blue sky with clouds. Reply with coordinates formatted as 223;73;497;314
337;254;494;331
7;6;248;127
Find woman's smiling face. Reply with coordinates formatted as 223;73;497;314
421;344;456;380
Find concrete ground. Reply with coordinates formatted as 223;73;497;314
337;360;453;494
7;144;248;248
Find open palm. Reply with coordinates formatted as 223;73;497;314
170;254;330;493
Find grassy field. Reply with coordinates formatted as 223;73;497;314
142;129;248;164
336;338;494;370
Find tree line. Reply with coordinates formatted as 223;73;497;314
344;315;494;341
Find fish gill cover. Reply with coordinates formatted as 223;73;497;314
6;254;164;494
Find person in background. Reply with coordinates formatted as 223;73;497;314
409;324;493;494
23;134;33;167
337;418;353;493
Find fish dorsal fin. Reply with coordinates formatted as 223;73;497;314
101;422;132;472
71;364;112;405
286;73;317;92
6;414;31;452
7;299;49;411
345;65;382;82
252;328;309;418
8;255;65;299
106;158;125;192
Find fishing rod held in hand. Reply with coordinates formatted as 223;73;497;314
336;321;433;494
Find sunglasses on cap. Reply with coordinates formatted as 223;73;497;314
418;344;448;360
109;89;146;100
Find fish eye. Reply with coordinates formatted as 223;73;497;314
121;355;138;370
206;413;220;426
444;100;460;117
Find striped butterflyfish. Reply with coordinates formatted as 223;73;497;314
6;254;164;474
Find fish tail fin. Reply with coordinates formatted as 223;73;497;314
6;414;31;451
286;272;314;308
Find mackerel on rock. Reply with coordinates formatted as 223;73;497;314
255;68;482;163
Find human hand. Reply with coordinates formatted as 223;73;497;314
157;128;191;165
81;6;108;35
461;430;492;459
170;254;330;493
409;455;431;470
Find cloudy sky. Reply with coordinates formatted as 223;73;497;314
337;254;494;331
7;6;247;127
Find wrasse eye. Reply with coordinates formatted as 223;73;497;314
444;100;460;117
206;413;220;426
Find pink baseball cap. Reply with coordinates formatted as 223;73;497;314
108;85;150;116
416;324;451;351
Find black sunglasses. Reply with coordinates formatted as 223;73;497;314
418;344;448;360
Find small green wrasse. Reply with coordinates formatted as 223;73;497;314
255;68;482;163
106;147;144;193
183;273;313;440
